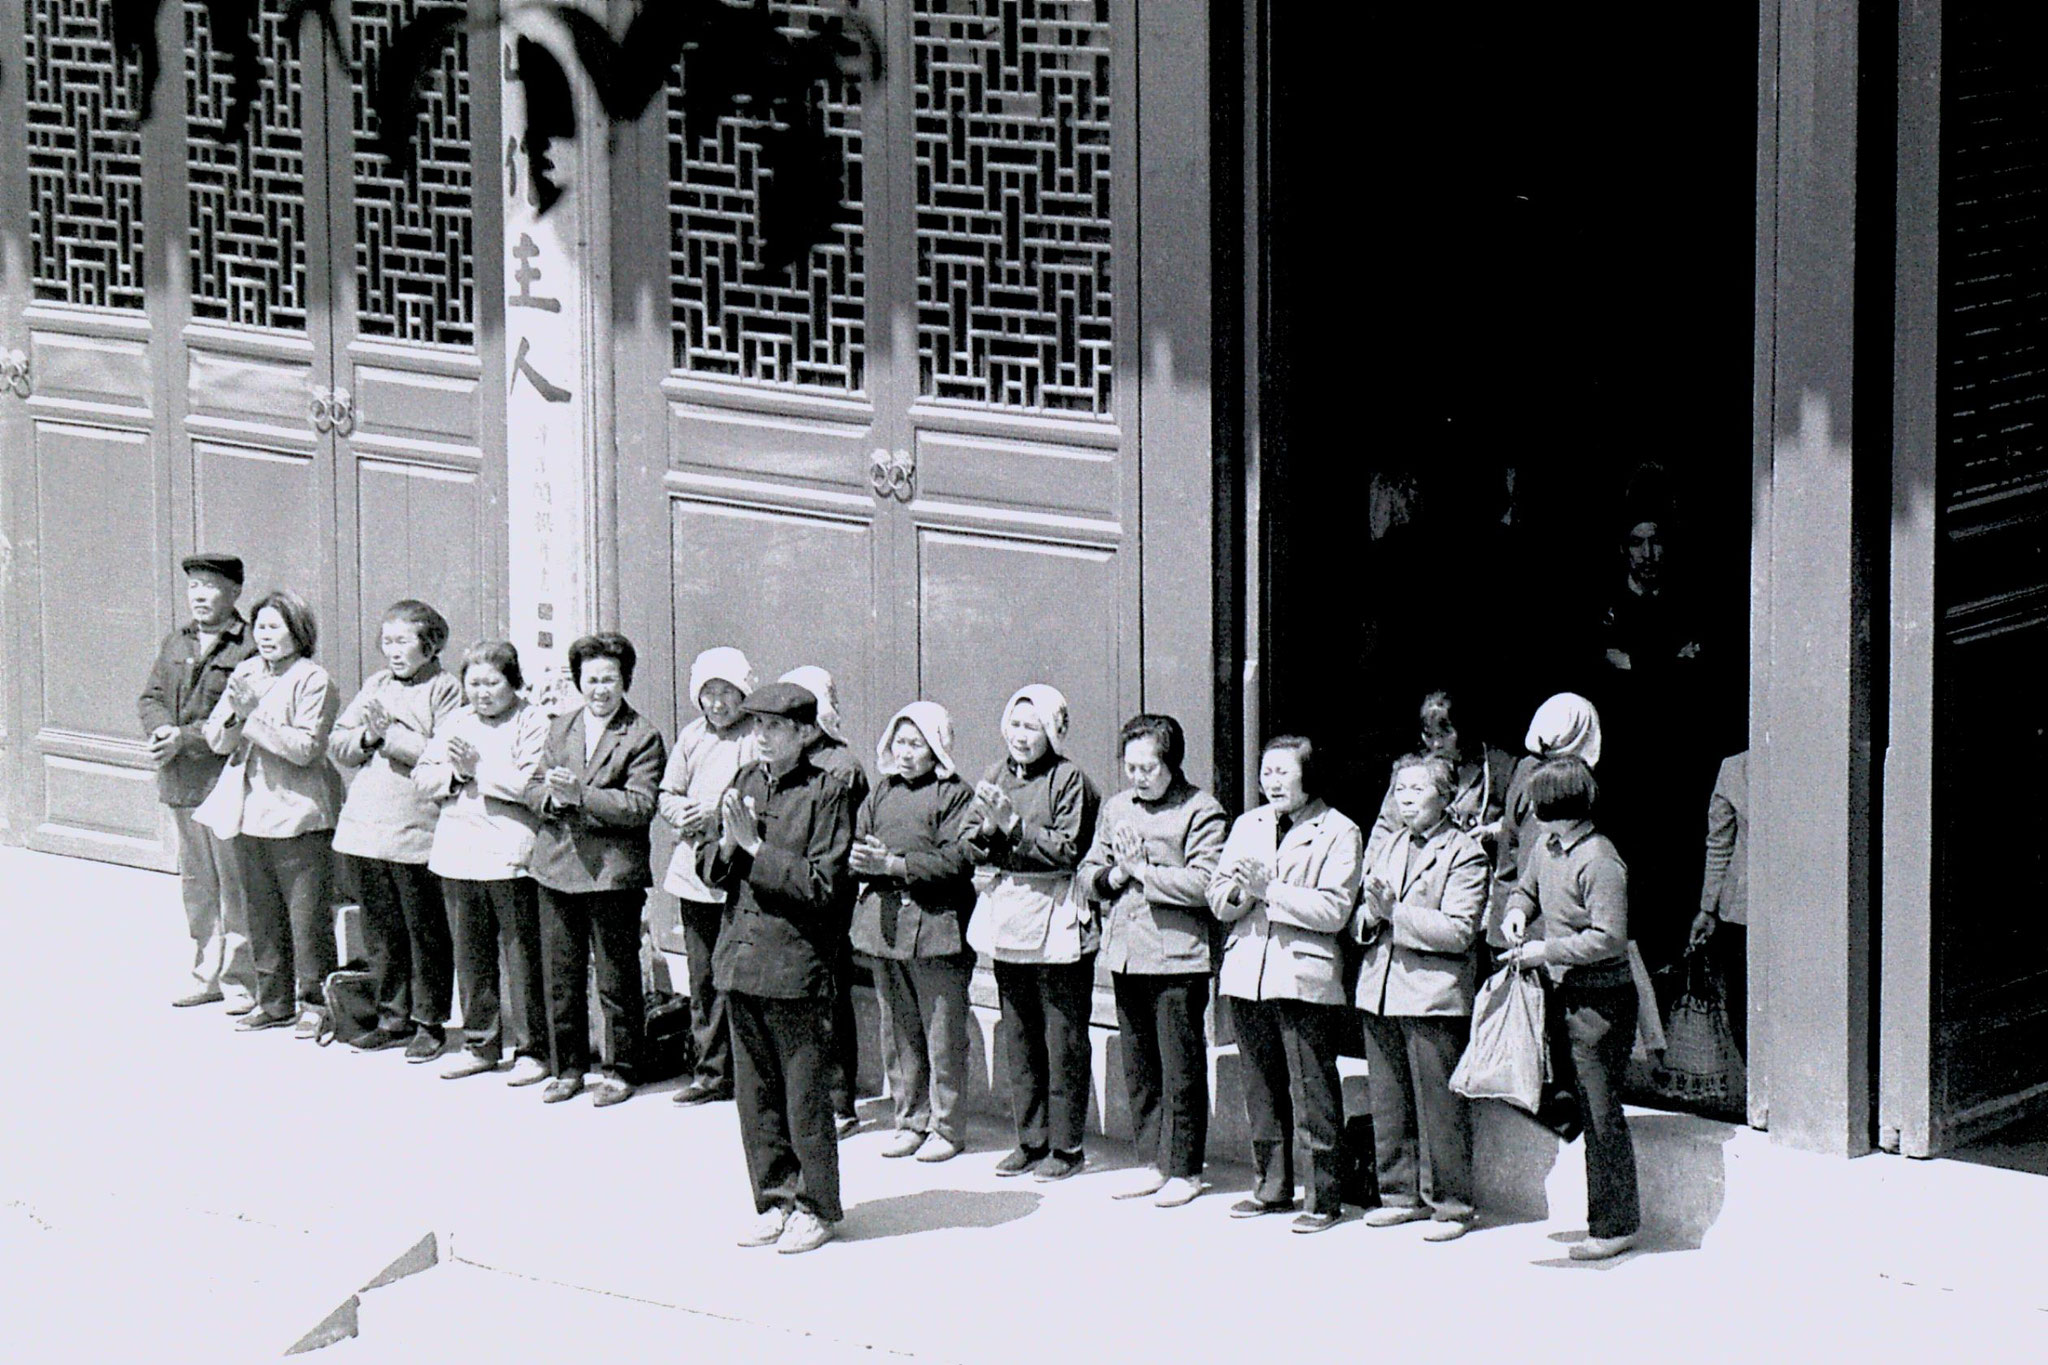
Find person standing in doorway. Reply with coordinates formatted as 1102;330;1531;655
329;601;463;1060
524;633;667;1107
702;682;859;1255
779;665;870;1137
1691;748;1749;1057
661;647;762;1107
140;553;256;1012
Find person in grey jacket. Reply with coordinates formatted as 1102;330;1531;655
140;552;256;1012
1078;714;1228;1208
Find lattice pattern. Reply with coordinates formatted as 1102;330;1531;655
350;0;476;348
914;0;1114;415
668;1;866;389
185;0;311;331
24;0;147;309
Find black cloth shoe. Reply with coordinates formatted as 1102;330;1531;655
994;1146;1048;1177
1229;1197;1297;1219
350;1027;413;1053
403;1026;447;1063
672;1081;733;1107
1032;1150;1085;1182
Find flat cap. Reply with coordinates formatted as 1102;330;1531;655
180;553;244;584
742;681;818;723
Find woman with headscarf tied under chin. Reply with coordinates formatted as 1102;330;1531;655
1484;693;1603;955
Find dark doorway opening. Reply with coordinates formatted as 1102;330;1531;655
1258;4;1759;1075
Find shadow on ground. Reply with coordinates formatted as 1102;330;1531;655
838;1189;1042;1243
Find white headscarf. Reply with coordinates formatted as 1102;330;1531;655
877;701;958;780
1002;684;1071;757
688;646;756;708
1525;692;1603;769
778;666;844;742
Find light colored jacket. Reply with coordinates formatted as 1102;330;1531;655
657;713;759;903
1207;800;1363;1005
1351;819;1487;1016
1078;781;1229;975
197;656;344;839
329;663;462;864
416;701;550;881
1700;751;1747;926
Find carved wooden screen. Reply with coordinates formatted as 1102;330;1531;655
1930;2;2048;1144
24;0;145;310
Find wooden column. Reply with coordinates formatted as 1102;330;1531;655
1753;0;1880;1155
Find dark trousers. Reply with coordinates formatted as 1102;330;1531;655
1710;922;1748;1058
538;886;645;1081
729;992;843;1222
678;898;732;1089
829;937;861;1119
445;876;547;1063
1360;1011;1474;1220
1560;977;1642;1239
873;954;975;1145
1112;971;1210;1179
1231;995;1346;1216
350;856;450;1031
993;957;1096;1156
236;831;336;1018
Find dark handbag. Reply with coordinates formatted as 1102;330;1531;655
315;966;380;1048
640;989;696;1083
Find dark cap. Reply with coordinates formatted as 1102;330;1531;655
742;681;818;723
180;553;244;585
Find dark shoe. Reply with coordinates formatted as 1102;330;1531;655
591;1077;635;1108
995;1147;1048;1177
835;1113;862;1140
403;1026;447;1063
672;1081;733;1107
172;989;224;1008
236;1010;293;1032
350;1027;413;1053
1290;1210;1344;1235
1033;1150;1085;1182
540;1076;585;1104
1229;1197;1296;1219
223;999;257;1017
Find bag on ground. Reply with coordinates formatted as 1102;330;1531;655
1651;948;1747;1112
640;989;696;1083
315;966;379;1047
1450;965;1548;1114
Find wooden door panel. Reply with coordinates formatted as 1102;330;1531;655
914;527;1122;783
669;496;885;756
30;419;166;857
913;428;1121;525
185;337;319;434
193;441;323;609
353;456;486;675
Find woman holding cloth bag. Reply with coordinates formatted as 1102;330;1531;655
964;684;1102;1182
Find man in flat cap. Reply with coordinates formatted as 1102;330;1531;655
139;553;257;1011
700;681;858;1255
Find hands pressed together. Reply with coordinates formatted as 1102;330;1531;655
718;788;762;857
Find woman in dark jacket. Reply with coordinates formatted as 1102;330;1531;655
521;632;667;1107
851;702;979;1163
1078;714;1228;1208
964;684;1102;1182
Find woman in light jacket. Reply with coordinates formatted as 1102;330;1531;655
415;640;552;1083
1077;713;1228;1208
197;589;344;1036
1352;753;1489;1241
964;684;1101;1182
1207;735;1363;1234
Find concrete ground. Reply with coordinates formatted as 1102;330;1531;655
3;846;2046;1363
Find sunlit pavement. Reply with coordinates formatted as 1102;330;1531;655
2;845;2045;1363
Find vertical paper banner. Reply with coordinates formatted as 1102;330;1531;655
501;33;588;712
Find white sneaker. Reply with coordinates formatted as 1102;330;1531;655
913;1134;963;1163
1153;1176;1203;1208
504;1055;549;1087
738;1207;789;1248
881;1129;926;1158
776;1207;835;1255
1568;1233;1637;1261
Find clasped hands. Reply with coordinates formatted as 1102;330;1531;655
1218;854;1272;902
446;735;480;782
717;788;763;857
1104;825;1149;890
849;834;903;879
970;781;1020;837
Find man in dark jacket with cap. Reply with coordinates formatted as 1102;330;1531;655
139;553;257;1010
700;681;858;1255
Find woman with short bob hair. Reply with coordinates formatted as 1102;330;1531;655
523;631;667;1106
196;588;344;1036
1079;713;1228;1207
1207;734;1364;1233
1352;751;1489;1241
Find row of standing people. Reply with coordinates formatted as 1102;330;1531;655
142;553;1646;1258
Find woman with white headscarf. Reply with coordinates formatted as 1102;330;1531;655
660;646;761;1106
964;684;1102;1181
778;665;870;1135
1485;693;1603;947
850;702;979;1162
